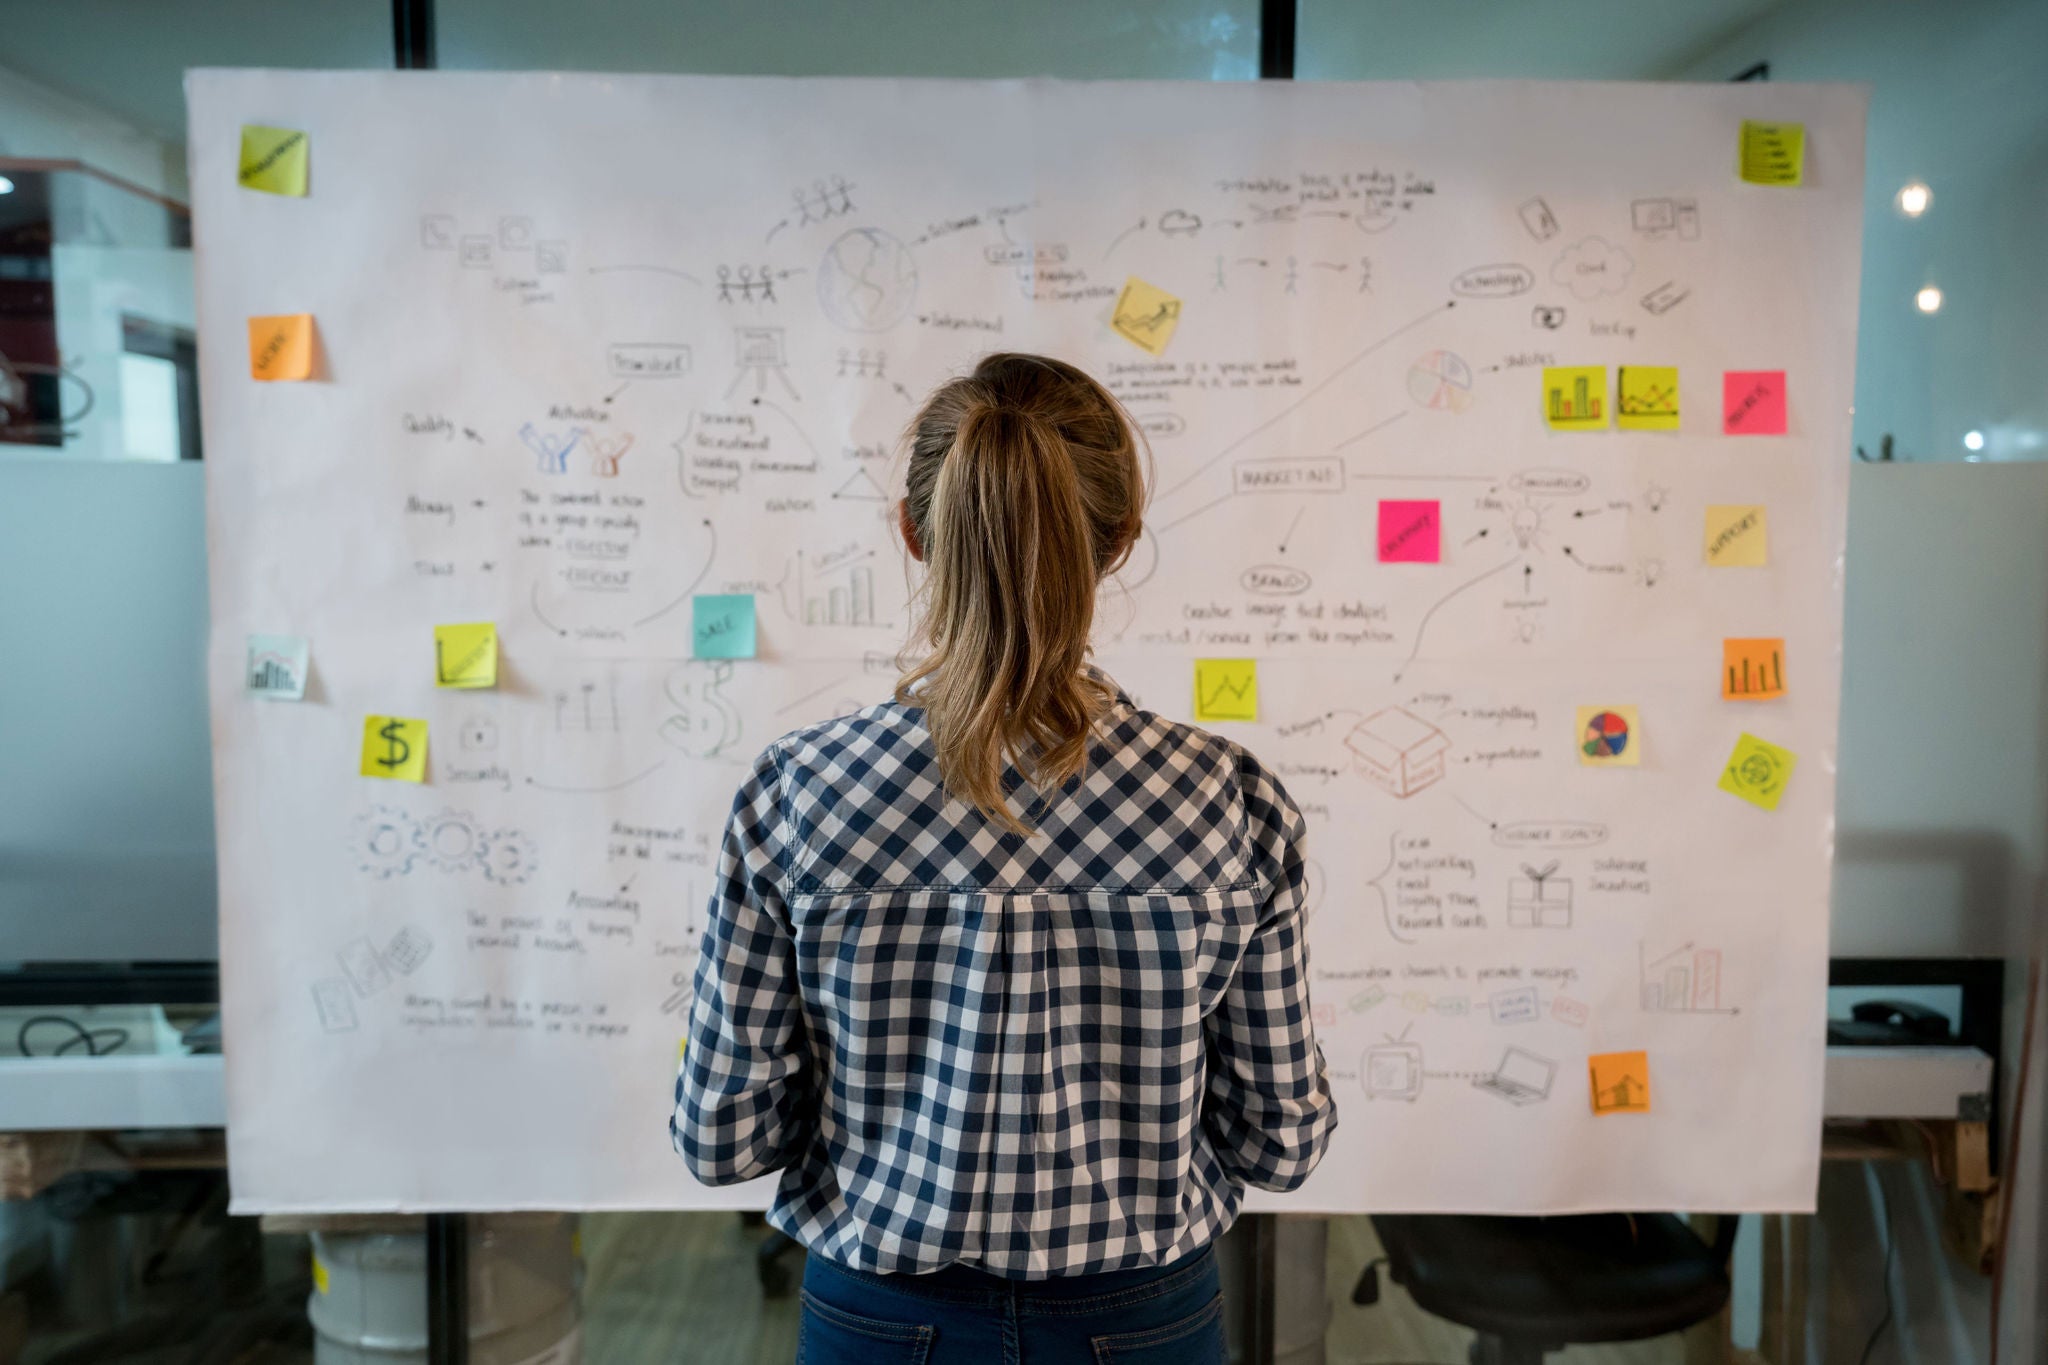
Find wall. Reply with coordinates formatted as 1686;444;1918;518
0;61;186;200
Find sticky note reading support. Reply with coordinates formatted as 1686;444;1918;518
1542;366;1607;430
1194;659;1257;722
1617;366;1680;431
1722;371;1787;435
1589;1050;1651;1114
1576;706;1641;768
248;314;315;381
1111;276;1182;356
238;125;309;196
246;633;309;700
1377;500;1441;563
1739;120;1805;186
1720;732;1797;810
692;594;757;659
1705;505;1769;567
361;716;428;782
434;622;498;688
1723;638;1787;700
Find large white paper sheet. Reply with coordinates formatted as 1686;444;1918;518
190;72;1864;1213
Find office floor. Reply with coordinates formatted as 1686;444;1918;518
579;1212;1689;1365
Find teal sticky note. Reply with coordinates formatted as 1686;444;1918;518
692;594;757;659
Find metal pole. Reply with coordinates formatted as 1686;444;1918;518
393;0;437;70
426;1213;468;1365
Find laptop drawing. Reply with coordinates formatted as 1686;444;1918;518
1472;1046;1555;1105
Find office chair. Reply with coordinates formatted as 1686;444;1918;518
1359;1213;1738;1365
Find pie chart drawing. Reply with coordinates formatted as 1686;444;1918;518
1583;710;1631;759
1407;350;1475;412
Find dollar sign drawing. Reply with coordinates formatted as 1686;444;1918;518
376;720;411;771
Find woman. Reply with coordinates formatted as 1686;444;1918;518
674;353;1336;1363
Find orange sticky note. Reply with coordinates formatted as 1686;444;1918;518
1723;638;1786;700
1589;1050;1651;1114
248;314;315;381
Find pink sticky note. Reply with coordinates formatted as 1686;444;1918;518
1722;371;1787;435
1378;500;1441;563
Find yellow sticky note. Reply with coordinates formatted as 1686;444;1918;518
1704;505;1768;567
1576;706;1640;768
248;314;316;381
1723;638;1786;700
434;622;498;689
1542;366;1608;430
1589;1050;1651;1114
361;715;427;783
238;125;309;196
1112;276;1182;356
1617;366;1680;431
311;1253;330;1295
1719;732;1797;811
678;1038;688;1061
1194;658;1257;722
1739;120;1805;186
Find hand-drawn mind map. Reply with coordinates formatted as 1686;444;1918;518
193;74;1864;1214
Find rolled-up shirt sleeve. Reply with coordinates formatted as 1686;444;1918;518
671;742;813;1184
1201;746;1339;1191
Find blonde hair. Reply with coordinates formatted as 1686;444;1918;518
896;353;1146;833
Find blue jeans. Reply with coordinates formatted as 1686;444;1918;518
797;1245;1227;1365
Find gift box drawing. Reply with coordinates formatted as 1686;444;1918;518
1508;860;1573;928
1345;706;1450;799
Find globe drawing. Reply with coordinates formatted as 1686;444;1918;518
817;228;918;332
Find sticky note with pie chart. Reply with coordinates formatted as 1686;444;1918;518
1577;705;1640;768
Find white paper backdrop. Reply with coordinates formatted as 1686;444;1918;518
189;72;1865;1213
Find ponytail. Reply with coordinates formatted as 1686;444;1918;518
896;354;1145;833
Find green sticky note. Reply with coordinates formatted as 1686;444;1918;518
1719;732;1797;811
434;622;498;689
1739;121;1804;186
692;594;757;659
239;125;309;196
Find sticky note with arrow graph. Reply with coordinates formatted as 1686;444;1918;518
1111;276;1183;356
1194;659;1258;723
1588;1050;1651;1114
1617;366;1680;431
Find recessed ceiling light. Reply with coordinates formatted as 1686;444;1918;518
1895;181;1931;216
0;176;15;196
1963;430;1985;452
1915;286;1943;314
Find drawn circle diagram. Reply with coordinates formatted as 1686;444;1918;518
817;228;918;332
1406;350;1474;412
418;810;484;872
1582;710;1632;760
1738;751;1780;788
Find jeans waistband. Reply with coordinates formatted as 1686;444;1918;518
811;1242;1217;1308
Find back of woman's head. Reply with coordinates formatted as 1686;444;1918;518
896;353;1146;832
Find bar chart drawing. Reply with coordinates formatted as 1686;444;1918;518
793;550;882;628
1638;941;1738;1015
1548;372;1603;424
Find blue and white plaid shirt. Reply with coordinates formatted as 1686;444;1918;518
672;671;1337;1278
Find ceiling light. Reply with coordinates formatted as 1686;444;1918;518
0;176;15;195
1895;182;1931;216
1915;286;1943;313
1963;430;1985;452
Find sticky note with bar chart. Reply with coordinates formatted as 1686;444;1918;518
1542;366;1607;430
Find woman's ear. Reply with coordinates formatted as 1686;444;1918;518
898;498;924;563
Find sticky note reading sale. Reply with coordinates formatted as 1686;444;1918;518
1705;505;1768;567
1542;366;1607;430
434;622;498;688
1720;732;1798;811
1194;659;1257;723
1723;371;1787;435
1589;1051;1651;1114
1617;366;1680;431
238;125;309;196
1739;120;1804;186
248;314;315;381
1377;500;1440;563
360;716;427;783
692;594;757;659
1111;276;1182;356
1723;638;1786;700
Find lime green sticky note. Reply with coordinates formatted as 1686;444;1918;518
693;594;757;659
434;622;498;688
1194;659;1257;722
1617;366;1680;431
361;716;427;783
1739;121;1804;186
238;125;309;196
1719;732;1797;811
